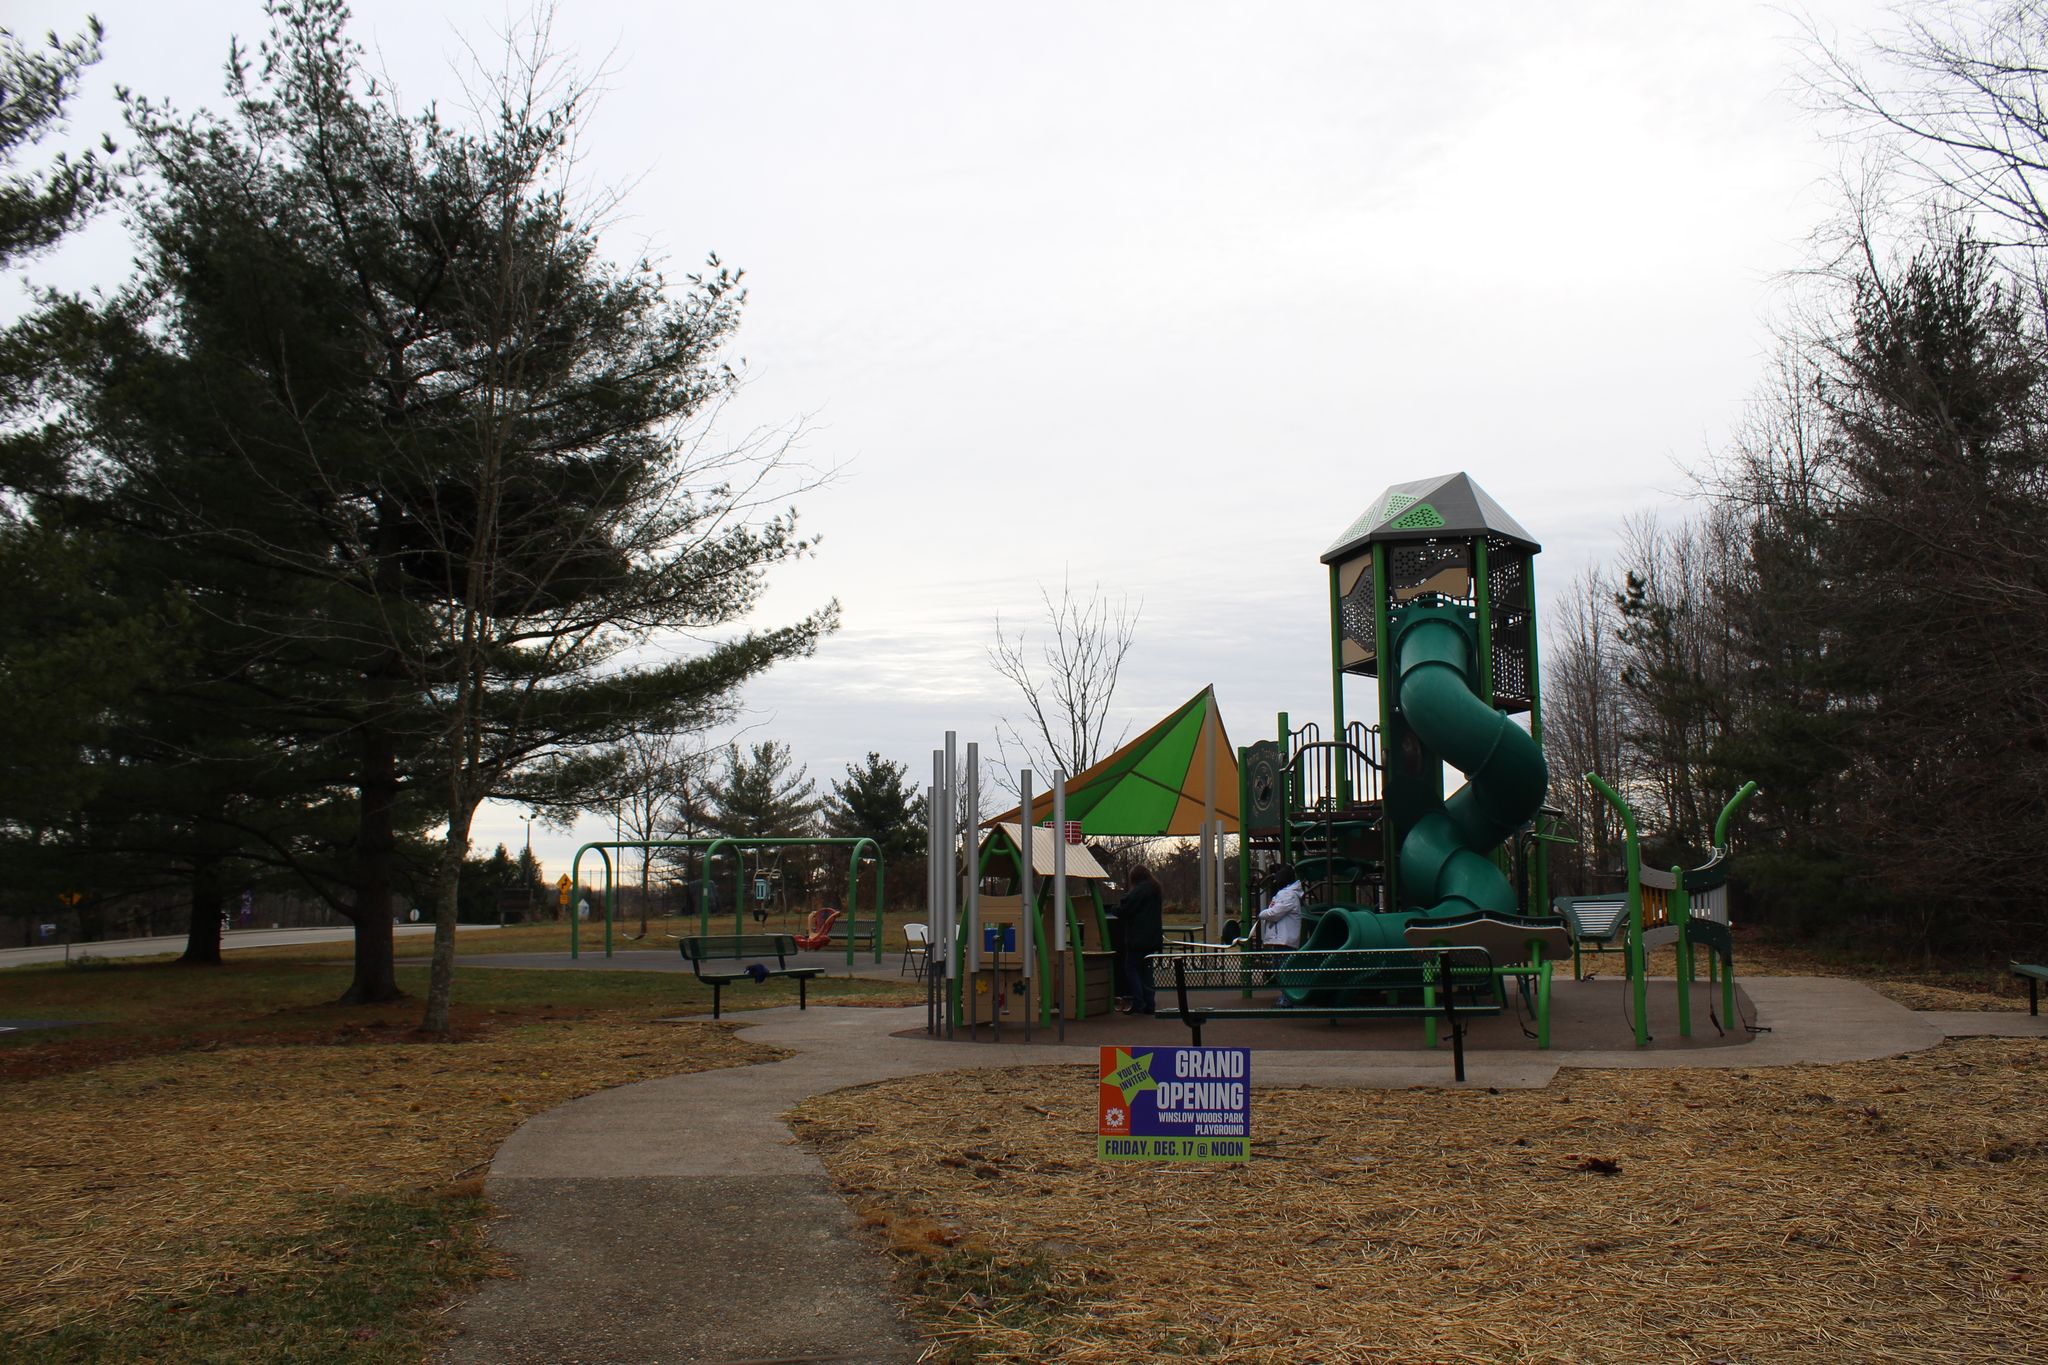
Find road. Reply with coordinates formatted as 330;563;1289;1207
0;923;492;969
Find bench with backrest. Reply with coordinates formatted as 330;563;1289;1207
677;934;821;1019
2013;962;2048;1015
1150;944;1498;1080
828;922;879;951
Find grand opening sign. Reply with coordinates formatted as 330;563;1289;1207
1097;1045;1250;1163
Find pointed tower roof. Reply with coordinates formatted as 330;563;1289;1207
1320;472;1541;564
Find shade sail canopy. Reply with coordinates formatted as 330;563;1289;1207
986;686;1239;837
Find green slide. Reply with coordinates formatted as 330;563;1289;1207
1393;607;1548;916
1279;604;1546;1005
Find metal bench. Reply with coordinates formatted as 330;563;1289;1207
1150;944;1498;1080
2012;962;2047;1015
1554;894;1629;979
677;933;822;1019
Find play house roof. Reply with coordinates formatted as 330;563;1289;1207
1320;471;1541;564
982;824;1112;879
985;686;1239;837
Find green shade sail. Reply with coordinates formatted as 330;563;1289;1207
988;686;1239;837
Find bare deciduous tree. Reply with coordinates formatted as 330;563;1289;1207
989;577;1139;790
1804;1;2048;251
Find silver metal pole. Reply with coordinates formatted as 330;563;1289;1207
926;781;940;1036
1203;704;1219;940
966;742;981;1040
1053;770;1068;1043
943;733;959;1040
931;751;946;1035
1019;769;1033;1044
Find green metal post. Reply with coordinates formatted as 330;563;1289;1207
1673;861;1692;1038
1513;550;1549;916
1372;544;1398;911
1586;773;1647;1047
1473;537;1494;707
567;844;616;960
1328;564;1348;805
1276;711;1292;869
1713;781;1758;1023
1236;746;1253;931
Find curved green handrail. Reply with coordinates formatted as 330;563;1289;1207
1714;781;1759;849
1584;772;1648;1047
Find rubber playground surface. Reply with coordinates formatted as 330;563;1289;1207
918;974;1758;1058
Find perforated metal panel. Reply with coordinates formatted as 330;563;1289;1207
1487;539;1532;711
1389;540;1470;596
1388;502;1446;530
1339;575;1376;655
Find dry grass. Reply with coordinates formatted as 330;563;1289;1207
1621;933;2021;1012
793;1040;2048;1364
1;1017;775;1337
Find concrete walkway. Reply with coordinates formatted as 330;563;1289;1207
437;978;2046;1364
0;923;490;969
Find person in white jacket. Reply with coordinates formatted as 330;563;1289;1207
1255;863;1303;949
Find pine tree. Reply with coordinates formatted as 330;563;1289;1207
705;742;819;840
820;753;926;863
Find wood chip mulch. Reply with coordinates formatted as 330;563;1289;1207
793;1038;2048;1364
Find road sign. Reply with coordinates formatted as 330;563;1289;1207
556;873;572;906
57;890;83;907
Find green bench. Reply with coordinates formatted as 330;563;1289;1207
1151;945;1498;1080
828;923;879;951
677;934;821;1019
2013;962;2047;1016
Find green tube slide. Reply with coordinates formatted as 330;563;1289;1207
1280;608;1546;1006
1393;611;1548;917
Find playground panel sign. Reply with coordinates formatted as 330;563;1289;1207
1097;1045;1250;1163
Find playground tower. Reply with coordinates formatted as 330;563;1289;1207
1321;472;1547;917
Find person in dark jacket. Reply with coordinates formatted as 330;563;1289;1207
1116;866;1164;1013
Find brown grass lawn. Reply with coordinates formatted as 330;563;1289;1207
0;952;920;1360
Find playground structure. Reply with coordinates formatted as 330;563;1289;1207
1217;475;1571;1037
920;472;1758;1049
1560;777;1760;1046
917;691;1240;1039
566;836;886;966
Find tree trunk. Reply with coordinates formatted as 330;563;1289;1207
180;854;224;965
421;800;477;1033
339;718;404;1004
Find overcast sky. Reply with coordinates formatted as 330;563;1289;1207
11;0;1898;886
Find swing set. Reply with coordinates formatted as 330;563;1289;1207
566;836;885;965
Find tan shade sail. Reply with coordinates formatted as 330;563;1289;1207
981;824;1112;879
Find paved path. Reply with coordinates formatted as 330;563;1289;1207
0;923;491;969
437;977;2046;1364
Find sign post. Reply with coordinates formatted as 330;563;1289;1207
1098;1045;1250;1163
